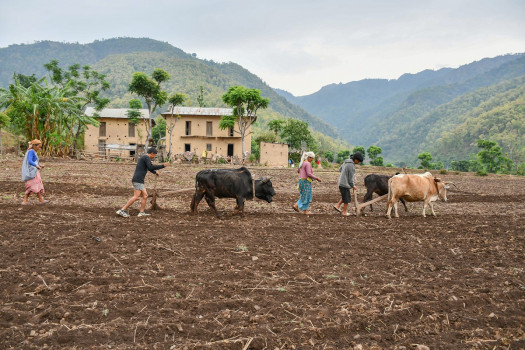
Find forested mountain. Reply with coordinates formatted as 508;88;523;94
0;37;339;140
277;53;525;164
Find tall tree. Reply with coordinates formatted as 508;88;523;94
280;119;316;152
128;69;170;147
268;119;285;136
219;86;269;161
352;146;366;160
417;152;433;169
367;145;384;166
165;93;187;160
476;139;512;173
197;86;206;107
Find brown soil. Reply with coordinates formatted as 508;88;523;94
1;156;524;349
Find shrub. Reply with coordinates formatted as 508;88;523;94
476;169;488;176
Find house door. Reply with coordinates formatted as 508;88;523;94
227;144;234;157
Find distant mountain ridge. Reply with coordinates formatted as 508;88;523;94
276;53;525;164
0;37;340;140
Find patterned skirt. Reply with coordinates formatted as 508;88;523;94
296;178;313;210
25;171;45;195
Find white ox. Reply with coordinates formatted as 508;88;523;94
386;172;450;219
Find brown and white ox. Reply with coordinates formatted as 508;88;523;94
386;172;450;219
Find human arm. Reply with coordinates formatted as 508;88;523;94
145;156;166;174
304;162;321;181
27;150;43;169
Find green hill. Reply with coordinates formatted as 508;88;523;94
277;53;525;165
0;37;340;142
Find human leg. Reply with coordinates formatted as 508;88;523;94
122;189;142;211
139;189;148;213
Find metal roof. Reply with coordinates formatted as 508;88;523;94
162;106;233;116
85;107;149;119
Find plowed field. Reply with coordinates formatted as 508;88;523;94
1;156;524;349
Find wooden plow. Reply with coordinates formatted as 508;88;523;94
150;187;195;210
353;189;388;217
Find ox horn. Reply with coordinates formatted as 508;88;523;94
445;181;457;188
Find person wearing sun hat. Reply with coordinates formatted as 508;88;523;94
21;139;48;205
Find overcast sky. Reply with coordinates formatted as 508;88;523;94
1;0;524;96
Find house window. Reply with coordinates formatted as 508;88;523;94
206;143;212;151
99;122;106;137
185;144;191;152
228;127;234;137
128;123;135;137
206;121;213;136
227;144;234;156
129;143;136;157
185;121;191;136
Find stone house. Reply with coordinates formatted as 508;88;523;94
161;107;250;160
84;107;149;158
259;142;289;167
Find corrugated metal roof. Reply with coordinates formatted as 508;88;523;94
162;106;233;116
85;107;149;119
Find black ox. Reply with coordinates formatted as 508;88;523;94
364;173;408;212
190;167;276;217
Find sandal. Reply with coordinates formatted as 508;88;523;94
341;212;351;216
333;205;342;213
292;205;299;212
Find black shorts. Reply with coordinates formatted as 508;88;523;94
339;186;351;204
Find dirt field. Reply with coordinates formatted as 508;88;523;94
1;155;524;349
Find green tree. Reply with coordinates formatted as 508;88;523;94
367;145;384;166
280;119;316;153
14;73;38;88
352;146;365;157
128;69;170;147
476;139;513;173
417;152;433;169
323;150;334;162
165;93;186;159
126;99;143;125
0;77;86;155
451;160;470;172
0;112;10;153
151;116;166;145
219;86;269;161
337;150;351;163
197;86;206;107
43;60;110;152
268;119;286;136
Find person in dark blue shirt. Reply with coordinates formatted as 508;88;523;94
116;147;169;217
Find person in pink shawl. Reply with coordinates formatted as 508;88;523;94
293;151;322;215
21;139;48;205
